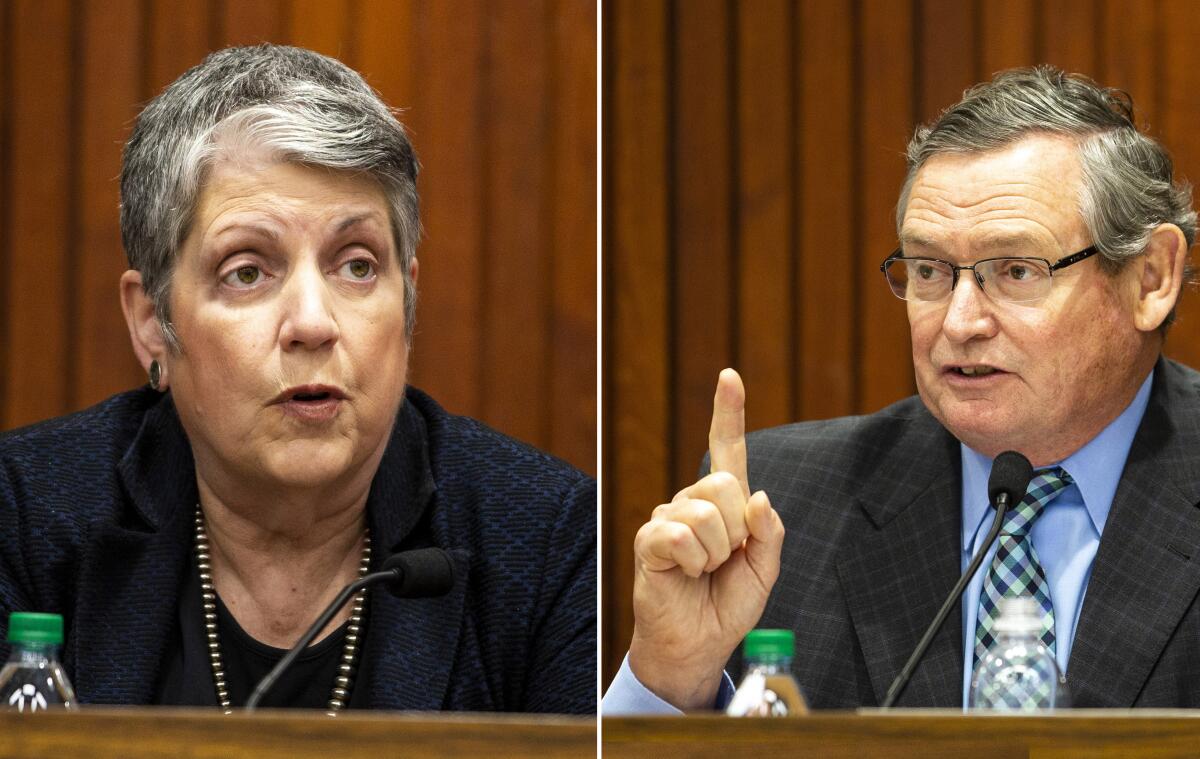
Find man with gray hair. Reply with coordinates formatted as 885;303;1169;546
605;65;1199;711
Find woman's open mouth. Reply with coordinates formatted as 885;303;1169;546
275;385;346;422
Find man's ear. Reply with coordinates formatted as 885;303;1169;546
119;270;169;387
1134;223;1189;333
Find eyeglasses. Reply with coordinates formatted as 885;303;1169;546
879;245;1100;303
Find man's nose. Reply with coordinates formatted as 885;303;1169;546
279;266;339;351
940;270;998;343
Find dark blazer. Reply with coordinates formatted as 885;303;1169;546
738;357;1200;708
0;386;596;714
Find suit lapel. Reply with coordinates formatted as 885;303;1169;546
71;396;195;704
836;415;964;707
1067;360;1200;706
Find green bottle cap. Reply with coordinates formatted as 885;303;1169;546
7;613;64;645
744;629;794;659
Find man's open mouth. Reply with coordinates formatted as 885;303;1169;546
949;366;1000;377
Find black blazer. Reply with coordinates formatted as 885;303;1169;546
739;357;1200;708
0;386;596;713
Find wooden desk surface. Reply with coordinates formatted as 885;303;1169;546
604;711;1200;759
0;708;596;759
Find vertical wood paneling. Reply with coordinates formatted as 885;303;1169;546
0;2;9;419
1039;0;1100;74
353;0;416;105
1160;0;1200;370
918;0;977;123
288;0;352;59
2;1;597;486
482;0;551;449
979;0;1035;76
4;0;72;428
401;1;485;418
735;0;793;434
1102;0;1159;132
549;0;598;466
148;0;211;94
797;0;854;421
219;0;285;47
75;1;144;407
672;0;733;486
606;0;669;684
858;1;915;412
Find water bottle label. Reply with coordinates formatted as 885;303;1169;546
750;688;789;717
7;683;48;713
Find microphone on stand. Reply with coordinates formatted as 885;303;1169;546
245;547;455;710
879;450;1033;708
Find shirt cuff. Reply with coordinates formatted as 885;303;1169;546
601;652;736;715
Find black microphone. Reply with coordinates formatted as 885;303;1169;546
245;547;455;710
879;450;1033;708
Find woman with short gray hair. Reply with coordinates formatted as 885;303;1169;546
0;44;595;713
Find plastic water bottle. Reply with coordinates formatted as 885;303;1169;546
725;629;808;716
0;612;76;712
970;596;1068;710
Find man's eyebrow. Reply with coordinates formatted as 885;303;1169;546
897;232;1049;252
972;233;1046;251
898;233;938;249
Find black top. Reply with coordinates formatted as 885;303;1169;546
156;558;369;709
0;386;596;712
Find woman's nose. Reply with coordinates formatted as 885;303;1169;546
278;267;339;350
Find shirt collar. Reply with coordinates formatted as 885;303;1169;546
960;369;1154;551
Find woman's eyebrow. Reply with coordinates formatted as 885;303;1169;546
211;221;280;242
335;213;386;234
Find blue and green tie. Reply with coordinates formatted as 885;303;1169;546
973;467;1073;671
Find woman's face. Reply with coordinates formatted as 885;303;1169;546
164;159;414;493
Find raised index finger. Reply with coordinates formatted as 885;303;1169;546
708;368;750;500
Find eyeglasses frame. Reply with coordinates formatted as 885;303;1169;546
879;244;1101;303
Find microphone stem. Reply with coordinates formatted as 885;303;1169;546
245;568;399;711
880;492;1012;708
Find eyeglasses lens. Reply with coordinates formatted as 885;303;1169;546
883;258;1053;303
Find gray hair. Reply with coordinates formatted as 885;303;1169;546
120;44;421;350
899;66;1195;326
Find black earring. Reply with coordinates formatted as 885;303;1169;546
149;360;162;391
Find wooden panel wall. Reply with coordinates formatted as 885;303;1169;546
604;0;1200;681
0;0;597;476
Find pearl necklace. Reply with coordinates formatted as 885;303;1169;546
193;504;370;714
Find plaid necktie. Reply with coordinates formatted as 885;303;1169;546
973;467;1073;671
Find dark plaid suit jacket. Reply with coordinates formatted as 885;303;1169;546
0;386;595;713
738;357;1200;708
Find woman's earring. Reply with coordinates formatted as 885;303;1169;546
149;360;162;391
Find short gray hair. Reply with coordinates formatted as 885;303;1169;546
898;66;1195;325
120;44;421;349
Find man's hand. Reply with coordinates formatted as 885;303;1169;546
627;368;785;710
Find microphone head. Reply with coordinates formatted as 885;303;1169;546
988;450;1034;507
381;548;455;598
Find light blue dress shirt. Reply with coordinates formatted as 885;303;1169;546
603;370;1153;715
958;369;1152;704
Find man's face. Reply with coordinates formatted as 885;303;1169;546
903;134;1150;465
